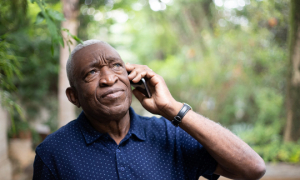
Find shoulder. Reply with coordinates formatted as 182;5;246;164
35;119;79;155
135;114;207;155
137;114;175;130
140;114;193;135
138;114;206;148
130;107;173;129
135;114;190;142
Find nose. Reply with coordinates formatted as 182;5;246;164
99;67;118;87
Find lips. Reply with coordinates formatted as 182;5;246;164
101;88;124;98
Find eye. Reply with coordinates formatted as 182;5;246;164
85;70;97;80
113;63;122;68
88;70;96;75
112;63;123;70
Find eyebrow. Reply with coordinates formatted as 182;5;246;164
105;56;122;62
87;56;122;68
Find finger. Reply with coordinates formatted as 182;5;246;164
127;70;137;80
144;70;161;87
132;69;153;83
131;73;142;83
125;63;135;72
130;65;150;74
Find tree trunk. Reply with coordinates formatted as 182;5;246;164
284;0;300;142
0;103;12;180
58;0;79;127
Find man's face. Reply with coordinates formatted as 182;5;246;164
72;43;132;121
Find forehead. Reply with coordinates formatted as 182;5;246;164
73;43;121;63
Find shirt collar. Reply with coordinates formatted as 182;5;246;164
78;112;104;145
78;107;146;145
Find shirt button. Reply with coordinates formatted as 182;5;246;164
120;167;125;171
116;149;121;153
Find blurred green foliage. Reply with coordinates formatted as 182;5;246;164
0;0;28;132
1;0;81;135
232;121;300;163
0;0;64;137
1;0;299;163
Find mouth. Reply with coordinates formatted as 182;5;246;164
101;88;125;99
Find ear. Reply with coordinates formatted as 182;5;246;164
66;87;81;108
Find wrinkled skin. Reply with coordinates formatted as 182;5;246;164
66;43;132;132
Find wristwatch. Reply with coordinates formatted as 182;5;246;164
172;103;192;127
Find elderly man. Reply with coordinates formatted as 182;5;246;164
33;40;265;180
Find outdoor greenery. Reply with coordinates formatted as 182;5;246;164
1;0;299;163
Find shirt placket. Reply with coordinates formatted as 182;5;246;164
116;133;132;179
116;146;126;179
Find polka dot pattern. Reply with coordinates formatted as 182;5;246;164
33;107;219;180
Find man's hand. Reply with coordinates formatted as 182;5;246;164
126;63;266;180
126;63;182;120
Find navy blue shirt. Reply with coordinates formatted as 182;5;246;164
33;107;219;180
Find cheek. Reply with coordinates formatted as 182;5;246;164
77;82;98;99
122;78;131;92
118;75;131;97
125;80;132;103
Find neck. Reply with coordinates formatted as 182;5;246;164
85;110;131;145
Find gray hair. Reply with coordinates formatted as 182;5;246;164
66;39;109;87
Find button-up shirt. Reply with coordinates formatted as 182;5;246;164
33;107;219;180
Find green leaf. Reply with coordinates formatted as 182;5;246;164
35;12;45;24
59;36;64;48
46;18;58;39
68;39;73;45
62;28;69;32
71;35;83;44
30;0;35;3
62;28;72;37
62;28;83;44
46;9;66;21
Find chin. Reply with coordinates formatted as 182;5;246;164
102;97;131;119
115;98;131;112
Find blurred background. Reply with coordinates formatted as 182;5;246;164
1;0;300;179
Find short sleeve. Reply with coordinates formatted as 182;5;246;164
176;127;219;180
33;154;56;180
200;149;220;180
200;148;219;175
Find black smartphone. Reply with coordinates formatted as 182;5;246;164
128;72;152;98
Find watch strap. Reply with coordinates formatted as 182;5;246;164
172;103;191;127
